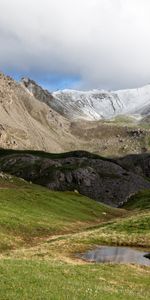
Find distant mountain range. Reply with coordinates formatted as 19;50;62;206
22;77;150;120
0;72;150;156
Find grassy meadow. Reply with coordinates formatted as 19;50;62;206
0;175;150;299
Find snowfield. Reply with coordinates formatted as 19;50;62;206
51;84;150;120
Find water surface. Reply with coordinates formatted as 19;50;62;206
80;246;150;266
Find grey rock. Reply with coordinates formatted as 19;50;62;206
0;150;150;207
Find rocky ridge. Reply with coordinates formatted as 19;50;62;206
0;150;149;207
0;73;75;152
0;72;150;157
21;78;150;121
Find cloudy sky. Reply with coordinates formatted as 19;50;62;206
0;0;150;91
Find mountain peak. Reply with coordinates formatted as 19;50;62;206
1;72;150;156
20;77;150;120
50;84;150;120
21;77;53;104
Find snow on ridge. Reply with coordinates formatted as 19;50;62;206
51;84;150;120
21;76;150;121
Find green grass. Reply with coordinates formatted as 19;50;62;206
0;176;150;300
105;212;150;234
123;190;150;210
0;177;123;252
0;260;150;300
109;115;137;126
38;211;149;261
74;211;150;249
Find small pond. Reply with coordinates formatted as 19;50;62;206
79;246;150;266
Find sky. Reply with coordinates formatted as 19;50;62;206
0;0;150;91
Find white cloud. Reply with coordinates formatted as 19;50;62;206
0;0;150;90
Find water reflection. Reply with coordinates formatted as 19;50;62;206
80;246;150;266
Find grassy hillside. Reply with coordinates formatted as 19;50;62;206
0;213;150;300
0;175;150;300
24;210;149;264
0;174;123;252
123;190;150;210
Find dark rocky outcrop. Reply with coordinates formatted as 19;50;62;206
117;153;150;178
0;150;150;207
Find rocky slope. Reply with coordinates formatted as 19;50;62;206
0;72;150;156
0;73;75;152
21;76;150;156
117;153;150;178
0;150;149;207
52;85;150;120
21;78;150;121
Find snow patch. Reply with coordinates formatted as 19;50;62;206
51;85;150;120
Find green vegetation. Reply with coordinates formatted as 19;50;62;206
0;260;149;300
0;148;105;160
0;176;122;251
37;211;149;263
0;175;149;300
123;190;150;210
109;115;137;126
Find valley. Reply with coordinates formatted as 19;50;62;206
0;72;150;300
1;1;150;299
0;172;150;299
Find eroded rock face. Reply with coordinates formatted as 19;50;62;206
21;75;150;122
21;77;54;104
0;73;72;152
0;150;150;207
117;153;150;178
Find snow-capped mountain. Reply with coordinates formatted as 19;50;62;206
21;78;150;121
51;85;150;120
1;73;150;156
